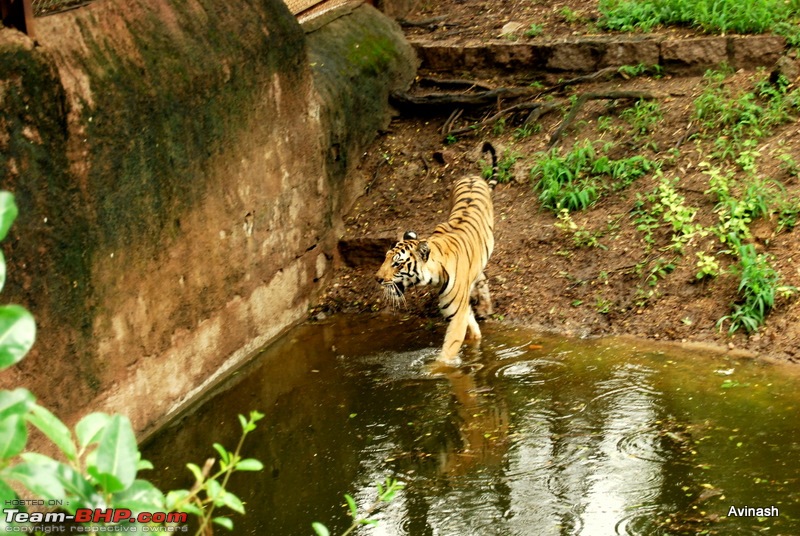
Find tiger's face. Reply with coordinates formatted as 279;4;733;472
375;234;431;308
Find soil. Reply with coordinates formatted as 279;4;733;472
314;0;800;364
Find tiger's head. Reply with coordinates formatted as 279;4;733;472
375;231;431;308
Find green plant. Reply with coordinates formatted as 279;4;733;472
594;296;613;314
777;152;800;177
554;209;608;249
646;257;677;287
620;99;663;138
694;70;800;162
0;192;263;534
776;196;800;233
524;23;544;37
598;0;800;34
513;122;539;140
494;150;522;183
734;139;761;172
312;478;404;536
492;117;506;136
166;411;265;533
597;115;614;132
695;251;721;280
531;141;656;213
717;244;796;333
774;20;800;49
560;7;579;23
531;141;599;212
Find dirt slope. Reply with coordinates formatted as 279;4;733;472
316;1;800;364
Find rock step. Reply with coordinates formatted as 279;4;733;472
410;35;787;76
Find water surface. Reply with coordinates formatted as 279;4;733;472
144;314;800;535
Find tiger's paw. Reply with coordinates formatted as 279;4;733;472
436;353;462;368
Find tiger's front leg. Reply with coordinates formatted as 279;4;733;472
439;304;480;366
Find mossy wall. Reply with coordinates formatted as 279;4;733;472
0;1;415;434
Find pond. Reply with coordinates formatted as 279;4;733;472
143;314;800;535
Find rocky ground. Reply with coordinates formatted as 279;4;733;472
314;0;800;364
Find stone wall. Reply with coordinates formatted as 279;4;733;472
0;0;415;435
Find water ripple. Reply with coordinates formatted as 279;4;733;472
616;427;669;463
614;505;665;536
493;358;568;385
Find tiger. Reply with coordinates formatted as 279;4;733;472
375;143;496;366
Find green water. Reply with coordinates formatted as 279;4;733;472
143;314;800;535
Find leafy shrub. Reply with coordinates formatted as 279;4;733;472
531;141;657;212
718;244;795;333
0;192;263;534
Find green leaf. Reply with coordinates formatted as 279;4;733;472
186;462;204;483
0;478;19;529
0;192;18;242
212;442;229;465
0;415;27;459
0;388;35;421
0;477;18;506
93;414;138;493
165;489;192;511
221;491;244;514
345;494;358;518
26;404;78;462
235;458;263;471
311;522;330;536
206;478;223;504
212;517;234;531
136;458;153;471
75;413;111;449
4;460;65;501
17;454;102;513
112;479;166;513
0;250;6;293
50;460;103;512
86;466;124;494
0;305;36;371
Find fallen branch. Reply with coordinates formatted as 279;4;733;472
548;90;663;148
390;87;538;113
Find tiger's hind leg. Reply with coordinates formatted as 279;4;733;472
470;271;493;319
465;307;481;341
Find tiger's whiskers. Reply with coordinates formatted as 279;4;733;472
382;282;407;310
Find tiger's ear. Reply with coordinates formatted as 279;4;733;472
403;230;418;240
417;240;430;261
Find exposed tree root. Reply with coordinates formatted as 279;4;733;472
391;74;665;144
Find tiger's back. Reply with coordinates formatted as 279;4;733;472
427;176;494;322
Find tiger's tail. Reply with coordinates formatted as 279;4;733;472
481;141;498;188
